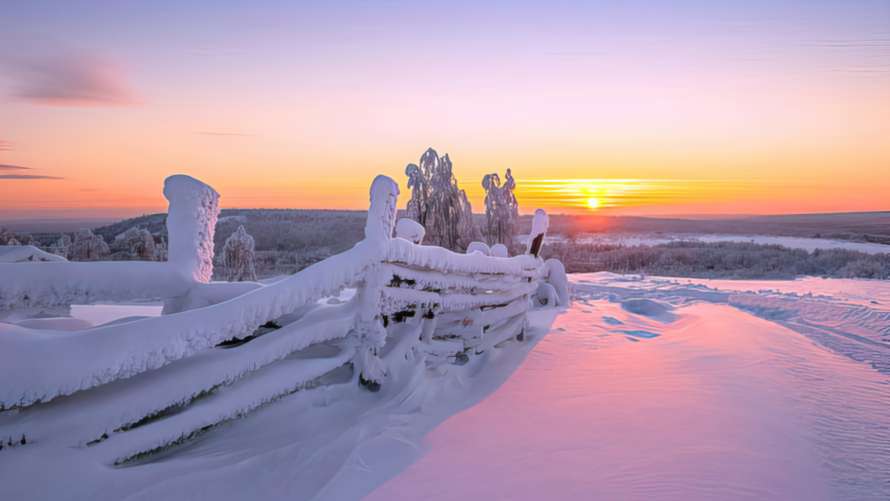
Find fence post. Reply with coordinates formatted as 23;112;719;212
526;209;549;257
163;175;220;283
355;175;400;390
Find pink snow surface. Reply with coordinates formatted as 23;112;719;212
368;282;890;500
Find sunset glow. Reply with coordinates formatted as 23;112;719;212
1;1;888;219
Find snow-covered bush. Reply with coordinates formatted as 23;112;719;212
405;148;479;251
112;227;158;261
223;225;257;282
0;228;15;245
490;243;509;257
69;229;110;261
482;169;519;249
466;241;491;255
395;218;425;244
48;234;72;259
544;258;570;306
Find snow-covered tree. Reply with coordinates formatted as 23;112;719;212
482;168;519;249
223;225;257;281
49;234;72;259
0;228;14;245
0;228;29;246
112;227;158;260
69;229;110;261
405;148;479;250
155;236;168;261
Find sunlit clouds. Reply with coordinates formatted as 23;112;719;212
7;51;138;107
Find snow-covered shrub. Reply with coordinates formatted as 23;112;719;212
395;218;425;244
482;169;519;249
69;229;110;261
544;258;570;306
223;225;257;282
0;228;15;245
405;148;479;251
490;243;509;257
466;241;491;255
112;227;158;261
48;234;72;259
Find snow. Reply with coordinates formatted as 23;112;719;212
489;242;508;257
0;245;66;263
395;218;425;244
163;174;220;283
466;241;490;255
3;265;890;499
366;274;890;501
543;257;570;306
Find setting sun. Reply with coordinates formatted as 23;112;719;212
586;197;601;210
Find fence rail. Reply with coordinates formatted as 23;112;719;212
0;173;566;464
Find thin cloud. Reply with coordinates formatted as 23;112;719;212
0;164;30;170
0;174;64;180
10;52;139;107
197;131;256;137
0;140;11;151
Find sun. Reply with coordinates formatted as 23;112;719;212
586;197;601;210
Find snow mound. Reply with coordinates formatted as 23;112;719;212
395;218;425;244
619;298;677;322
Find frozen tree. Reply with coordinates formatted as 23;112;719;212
69;229;110;261
482;168;519;249
112;227;158;260
49;234;72;259
223;225;257;282
0;228;14;245
405;148;479;251
155;236;168;261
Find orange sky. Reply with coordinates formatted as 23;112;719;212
1;1;889;219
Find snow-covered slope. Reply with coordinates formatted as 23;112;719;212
3;273;889;500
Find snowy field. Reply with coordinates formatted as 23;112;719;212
2;273;890;500
561;233;890;255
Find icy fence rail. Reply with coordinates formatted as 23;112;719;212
0;173;566;462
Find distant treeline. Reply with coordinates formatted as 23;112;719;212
543;241;890;279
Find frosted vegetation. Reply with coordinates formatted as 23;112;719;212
405;148;480;250
222;225;257;282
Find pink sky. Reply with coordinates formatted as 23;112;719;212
1;1;888;218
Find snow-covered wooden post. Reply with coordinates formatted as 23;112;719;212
163;175;220;283
526;209;549;257
355;175;399;390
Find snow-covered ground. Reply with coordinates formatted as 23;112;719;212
367;274;890;500
561;233;890;255
2;274;889;500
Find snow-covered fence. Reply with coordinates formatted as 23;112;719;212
0;173;564;464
